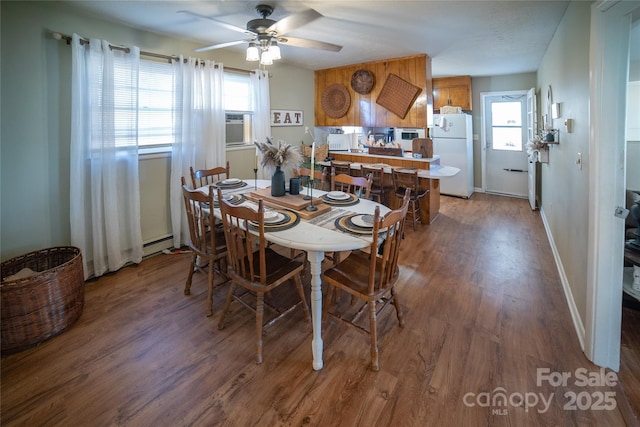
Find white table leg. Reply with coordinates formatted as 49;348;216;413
307;250;324;370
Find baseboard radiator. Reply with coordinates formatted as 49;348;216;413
142;234;174;258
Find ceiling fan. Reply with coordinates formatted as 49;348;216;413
180;4;342;64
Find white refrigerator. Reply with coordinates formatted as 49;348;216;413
431;113;474;198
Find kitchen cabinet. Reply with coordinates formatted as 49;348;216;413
433;75;472;111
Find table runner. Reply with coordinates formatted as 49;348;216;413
210;181;377;239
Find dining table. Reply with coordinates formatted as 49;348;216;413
198;178;390;370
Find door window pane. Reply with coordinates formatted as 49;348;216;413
491;102;522;151
492;128;523;151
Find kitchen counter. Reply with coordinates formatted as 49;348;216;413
321;151;461;224
328;150;441;164
324;150;460;179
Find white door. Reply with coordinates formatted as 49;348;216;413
483;92;529;197
526;87;538;209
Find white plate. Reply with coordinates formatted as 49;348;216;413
264;211;278;220
263;212;285;223
214;193;232;201
327;191;350;200
351;214;374;228
222;178;241;184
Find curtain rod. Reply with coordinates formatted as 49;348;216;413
49;32;253;74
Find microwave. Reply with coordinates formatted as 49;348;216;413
394;128;426;151
327;133;356;151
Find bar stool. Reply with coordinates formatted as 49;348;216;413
331;160;352;177
361;165;390;205
391;168;429;230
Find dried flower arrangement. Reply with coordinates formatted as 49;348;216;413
526;134;547;156
254;137;304;175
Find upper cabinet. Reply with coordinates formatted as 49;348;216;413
314;54;432;128
433;75;472;111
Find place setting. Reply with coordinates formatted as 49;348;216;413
248;208;300;232
334;213;375;235
321;190;360;207
212;192;245;208
214;178;248;189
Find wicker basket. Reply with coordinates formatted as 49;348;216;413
1;246;85;355
302;143;329;162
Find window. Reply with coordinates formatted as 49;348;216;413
138;61;175;148
114;61;252;153
491;101;523;151
224;73;253;145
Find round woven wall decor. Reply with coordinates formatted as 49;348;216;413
350;69;375;94
321;83;350;119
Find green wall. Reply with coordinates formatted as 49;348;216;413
0;1;314;261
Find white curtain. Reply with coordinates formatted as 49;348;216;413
169;57;225;248
70;34;143;279
250;69;271;179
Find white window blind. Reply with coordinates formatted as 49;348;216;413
137;60;174;147
224;73;253;144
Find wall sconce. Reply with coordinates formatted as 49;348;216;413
564;118;573;133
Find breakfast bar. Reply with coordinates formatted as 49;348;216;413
320;150;459;224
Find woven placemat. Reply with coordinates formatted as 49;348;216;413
376;73;422;119
321;83;351;119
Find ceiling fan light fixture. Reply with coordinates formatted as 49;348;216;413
270;40;281;60
260;49;273;65
246;43;259;61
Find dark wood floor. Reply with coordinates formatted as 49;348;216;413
2;193;639;426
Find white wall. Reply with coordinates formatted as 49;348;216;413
0;1;314;260
536;1;592;323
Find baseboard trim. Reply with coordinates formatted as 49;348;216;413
143;234;174;258
539;207;586;350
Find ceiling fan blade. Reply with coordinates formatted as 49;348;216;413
268;8;322;35
279;36;342;52
194;40;249;53
177;10;255;35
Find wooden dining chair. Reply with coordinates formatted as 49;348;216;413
361;165;391;206
294;166;327;191
330;168;373;199
330;160;353;177
216;189;311;364
190;161;230;188
181;177;228;316
391;168;428;231
323;188;411;371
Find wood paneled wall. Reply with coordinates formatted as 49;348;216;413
314;54;433;128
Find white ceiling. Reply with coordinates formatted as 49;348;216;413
62;0;572;77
